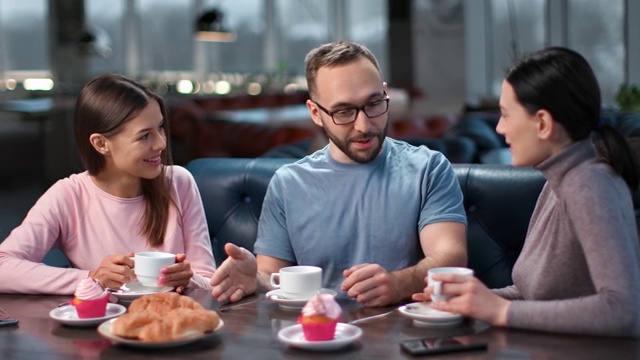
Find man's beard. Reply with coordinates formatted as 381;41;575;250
322;120;388;163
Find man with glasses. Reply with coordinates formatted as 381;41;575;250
211;41;467;307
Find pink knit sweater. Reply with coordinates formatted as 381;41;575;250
0;166;216;294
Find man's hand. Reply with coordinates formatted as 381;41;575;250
341;263;401;307
210;243;258;303
88;253;135;290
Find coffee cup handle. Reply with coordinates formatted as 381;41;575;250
269;273;281;289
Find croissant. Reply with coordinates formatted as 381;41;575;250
111;310;161;339
137;308;220;342
114;292;220;342
128;292;204;316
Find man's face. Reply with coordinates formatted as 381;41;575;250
307;57;389;164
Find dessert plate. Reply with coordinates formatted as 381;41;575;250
49;303;126;327
398;302;463;328
278;323;362;351
98;318;224;348
110;282;174;300
266;289;337;309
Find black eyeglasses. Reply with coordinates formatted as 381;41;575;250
311;93;390;125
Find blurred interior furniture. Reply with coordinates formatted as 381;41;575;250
0;97;77;186
168;93;318;164
167;90;461;165
444;110;640;165
185;157;546;289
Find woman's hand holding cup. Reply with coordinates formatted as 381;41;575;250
158;253;193;293
88;253;136;290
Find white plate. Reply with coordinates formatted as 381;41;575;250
398;302;463;328
110;282;174;300
278;323;362;351
266;289;338;309
97;317;224;348
49;303;126;327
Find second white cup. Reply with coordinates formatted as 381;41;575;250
269;265;322;299
427;267;474;302
133;251;175;287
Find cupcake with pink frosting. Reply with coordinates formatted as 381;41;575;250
298;293;342;341
71;278;110;318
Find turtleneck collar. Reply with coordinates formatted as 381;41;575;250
535;138;597;191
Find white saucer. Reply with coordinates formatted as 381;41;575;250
398;302;463;328
111;282;174;300
266;289;337;309
278;323;362;351
49;303;126;327
98;317;224;348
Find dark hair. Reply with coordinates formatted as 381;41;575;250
305;40;381;99
73;73;175;247
506;47;639;190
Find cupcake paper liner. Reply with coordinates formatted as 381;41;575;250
71;294;110;319
298;315;339;341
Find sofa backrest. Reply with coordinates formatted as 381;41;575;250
186;158;546;289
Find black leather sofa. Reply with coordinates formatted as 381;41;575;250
186;158;546;289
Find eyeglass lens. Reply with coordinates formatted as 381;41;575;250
332;98;389;124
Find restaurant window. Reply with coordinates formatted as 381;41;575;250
489;0;546;96
0;0;49;90
567;0;624;107
85;0;126;76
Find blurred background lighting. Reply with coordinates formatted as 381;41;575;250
215;80;231;95
246;82;262;95
176;79;194;94
23;78;54;91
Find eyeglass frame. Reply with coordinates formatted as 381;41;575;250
310;92;390;125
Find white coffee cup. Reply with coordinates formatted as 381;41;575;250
427;267;474;302
269;265;322;299
133;251;175;287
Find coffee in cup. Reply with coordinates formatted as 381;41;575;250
133;251;175;287
269;265;322;299
427;267;474;302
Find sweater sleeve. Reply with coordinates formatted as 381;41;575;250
492;285;523;300
171;166;216;290
507;168;640;337
0;181;89;294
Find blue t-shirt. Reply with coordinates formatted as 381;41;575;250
254;137;466;294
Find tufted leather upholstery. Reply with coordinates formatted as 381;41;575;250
186;158;546;289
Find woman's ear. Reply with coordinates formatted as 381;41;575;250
89;133;109;155
535;109;555;140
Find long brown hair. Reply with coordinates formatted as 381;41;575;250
73;73;175;246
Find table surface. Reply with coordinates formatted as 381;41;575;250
1;290;639;359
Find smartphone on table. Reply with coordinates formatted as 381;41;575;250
0;307;19;327
400;337;487;356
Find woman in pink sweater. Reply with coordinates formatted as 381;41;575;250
413;47;640;337
0;74;216;294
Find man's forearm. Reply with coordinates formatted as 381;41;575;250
391;252;467;301
390;260;430;301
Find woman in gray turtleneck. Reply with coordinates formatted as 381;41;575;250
413;47;640;337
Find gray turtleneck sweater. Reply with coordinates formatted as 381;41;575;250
493;139;640;337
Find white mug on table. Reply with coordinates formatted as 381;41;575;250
269;265;322;299
428;267;474;302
